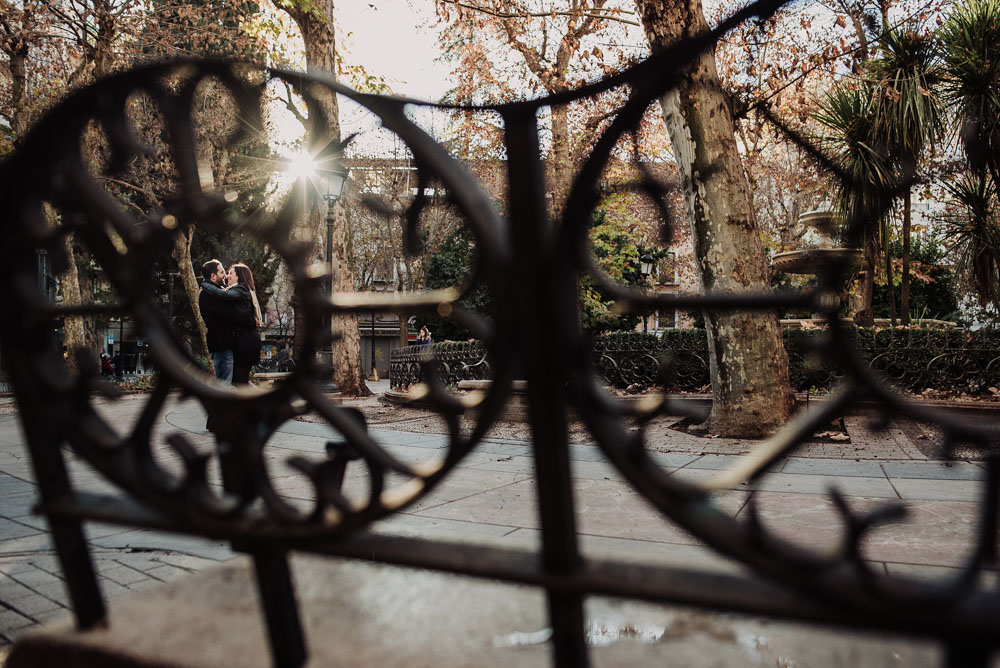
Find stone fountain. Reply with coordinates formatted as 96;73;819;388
770;208;864;324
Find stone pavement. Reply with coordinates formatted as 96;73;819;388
0;386;995;662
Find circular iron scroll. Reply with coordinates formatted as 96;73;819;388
0;60;518;541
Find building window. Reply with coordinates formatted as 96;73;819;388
655;308;676;330
656;252;677;285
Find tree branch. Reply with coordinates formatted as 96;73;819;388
280;80;308;126
440;0;639;26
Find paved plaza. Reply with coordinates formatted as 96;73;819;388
0;384;995;663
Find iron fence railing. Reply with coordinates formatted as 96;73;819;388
392;328;1000;395
389;341;491;390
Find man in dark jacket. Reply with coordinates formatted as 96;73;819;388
198;259;253;386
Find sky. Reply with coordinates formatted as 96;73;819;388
337;0;451;102
266;0;453;160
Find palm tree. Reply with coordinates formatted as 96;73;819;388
869;27;945;325
940;174;1000;310
814;80;898;326
939;0;1000;187
939;0;1000;309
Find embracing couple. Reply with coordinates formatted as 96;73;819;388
198;259;263;389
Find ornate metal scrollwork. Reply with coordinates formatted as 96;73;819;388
0;59;523;545
2;0;1000;664
390;341;491;390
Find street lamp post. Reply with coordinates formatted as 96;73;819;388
167;272;179;325
370;278;389;381
316;161;348;386
639;254;654;334
117;315;124;377
370;307;376;380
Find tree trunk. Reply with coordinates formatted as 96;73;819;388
9;35;29;140
856;244;876;327
329;199;369;395
74;265;101;353
549;104;573;206
885;234;897;326
172;227;210;359
900;189;911;326
275;0;369;396
635;0;793;437
58;232;88;372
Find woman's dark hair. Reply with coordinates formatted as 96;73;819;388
229;263;256;291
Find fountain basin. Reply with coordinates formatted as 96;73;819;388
771;248;863;275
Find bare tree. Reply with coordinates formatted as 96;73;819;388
272;0;369;395
634;0;794;437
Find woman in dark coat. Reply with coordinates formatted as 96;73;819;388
225;263;263;385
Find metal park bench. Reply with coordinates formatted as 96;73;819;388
253;371;295;389
2;8;1000;667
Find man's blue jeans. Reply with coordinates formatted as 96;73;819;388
211;351;233;384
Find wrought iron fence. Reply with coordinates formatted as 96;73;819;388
393;328;1000;394
389;341;490;390
2;7;1000;667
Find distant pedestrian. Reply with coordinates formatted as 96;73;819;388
100;352;113;377
276;346;294;372
417;325;433;346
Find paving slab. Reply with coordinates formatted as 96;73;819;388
371;513;521;542
467;454;537;476
89;530;235;562
670;468;900;498
0;493;41;520
401;468;535;513
0;578;35;602
683;454;787;472
887;426;928;460
500;528;750;576
881;461;986;480
101;566;151;587
0;520;42;542
144;565;190;583
0;610;32;633
0;534;53;554
843;416;914;459
414;476;749;547
5;593;61;618
889;478;984;502
738;493;978;567
412;477;540;531
781;457;885;477
0;475;34;497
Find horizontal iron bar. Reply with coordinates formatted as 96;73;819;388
40;492;1000;643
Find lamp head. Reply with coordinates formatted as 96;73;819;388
639;254;655;277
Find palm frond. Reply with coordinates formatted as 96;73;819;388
940;172;1000;308
813;82;898;244
868;26;946;168
939;0;1000;178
